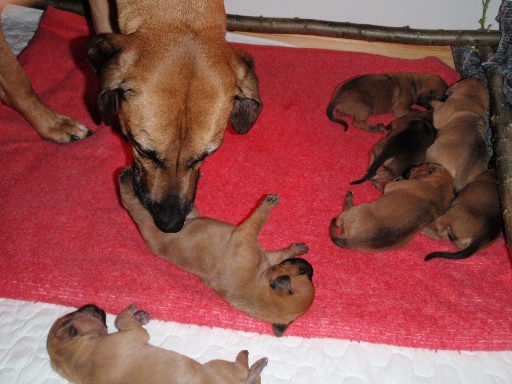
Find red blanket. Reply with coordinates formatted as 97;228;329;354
1;7;511;351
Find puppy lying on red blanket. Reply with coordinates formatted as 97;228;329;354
119;167;315;336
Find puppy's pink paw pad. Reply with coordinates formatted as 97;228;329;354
134;310;150;325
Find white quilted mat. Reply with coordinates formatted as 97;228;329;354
1;298;512;383
1;5;512;383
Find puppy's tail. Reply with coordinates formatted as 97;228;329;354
350;149;393;185
424;240;482;261
326;103;349;131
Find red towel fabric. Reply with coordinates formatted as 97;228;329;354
1;6;511;351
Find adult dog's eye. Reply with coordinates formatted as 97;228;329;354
130;136;165;168
187;151;209;169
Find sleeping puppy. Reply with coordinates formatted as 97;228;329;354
422;169;503;260
326;72;447;132
119;167;314;336
330;163;454;252
47;304;267;384
425;77;490;192
350;110;437;190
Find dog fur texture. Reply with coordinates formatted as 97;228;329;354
422;169;503;260
85;0;263;233
425;77;490;192
326;72;447;132
330;163;454;252
350;110;437;190
119;167;315;336
47;304;267;384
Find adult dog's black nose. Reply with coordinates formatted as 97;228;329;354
148;197;192;233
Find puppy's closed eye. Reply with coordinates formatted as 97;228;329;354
271;275;292;295
69;325;79;338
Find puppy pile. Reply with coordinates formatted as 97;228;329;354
328;74;503;260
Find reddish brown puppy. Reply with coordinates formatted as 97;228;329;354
47;304;267;384
119;168;314;336
422;169;503;260
425;77;490;192
326;72;447;132
330;164;454;252
350;110;437;190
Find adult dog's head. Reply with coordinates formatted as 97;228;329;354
86;21;262;232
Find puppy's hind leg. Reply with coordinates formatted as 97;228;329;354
235;194;280;240
266;243;309;265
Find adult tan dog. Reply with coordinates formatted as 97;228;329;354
326;72;447;132
422;169;503;261
350;110;436;190
119;167;315;336
0;0;262;233
47;303;267;384
330;163;454;252
425;77;490;192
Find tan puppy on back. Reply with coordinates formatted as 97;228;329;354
85;0;263;233
326;72;447;132
422;169;503;260
330;163;454;252
47;303;267;384
119;167;315;336
425;77;490;192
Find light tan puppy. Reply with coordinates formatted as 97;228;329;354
422;169;503;260
47;304;267;384
330;163;454;252
326;72;447;132
119;167;315;336
425;77;490;192
85;0;263;233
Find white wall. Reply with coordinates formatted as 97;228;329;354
224;0;502;31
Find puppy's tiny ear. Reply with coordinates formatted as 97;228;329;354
272;323;290;337
230;50;263;134
270;275;292;295
86;33;124;73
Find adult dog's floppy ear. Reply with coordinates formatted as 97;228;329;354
230;49;263;134
85;33;125;73
86;34;132;125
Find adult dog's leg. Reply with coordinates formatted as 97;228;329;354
0;7;92;143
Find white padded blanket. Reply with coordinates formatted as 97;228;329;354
1;298;512;383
